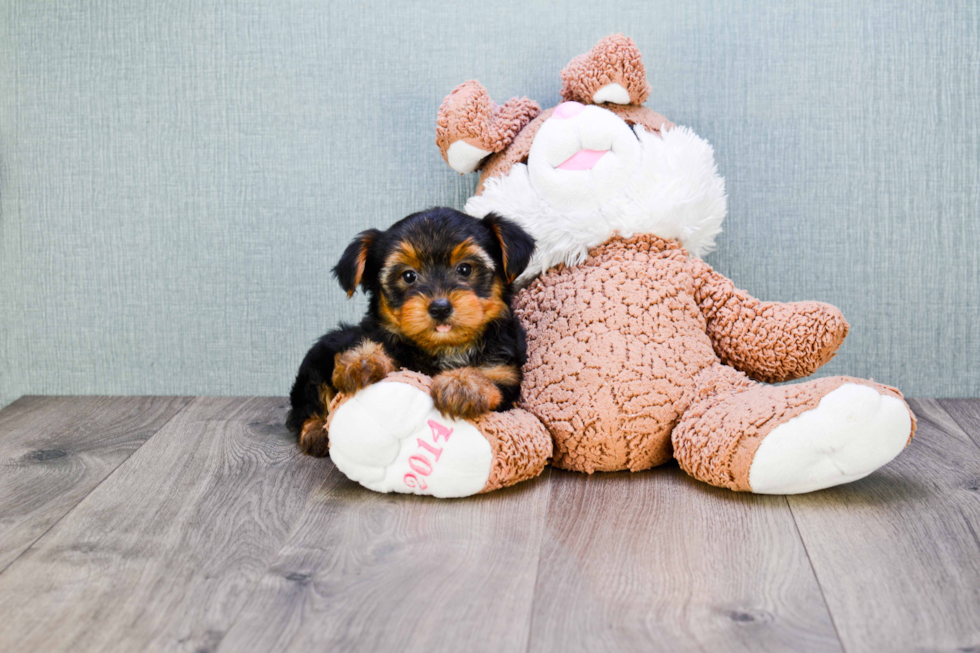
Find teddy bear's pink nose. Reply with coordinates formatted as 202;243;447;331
551;101;586;120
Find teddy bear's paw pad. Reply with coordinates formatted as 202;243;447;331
748;383;912;495
592;83;631;105
328;381;492;498
447;141;492;175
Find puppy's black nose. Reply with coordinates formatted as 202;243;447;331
428;298;453;320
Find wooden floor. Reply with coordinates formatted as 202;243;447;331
0;397;978;653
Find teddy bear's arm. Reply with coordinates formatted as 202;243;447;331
690;259;850;383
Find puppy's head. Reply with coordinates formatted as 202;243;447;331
333;207;534;353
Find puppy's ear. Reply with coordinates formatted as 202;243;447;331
333;229;382;297
482;213;535;284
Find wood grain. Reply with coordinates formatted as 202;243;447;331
3;396;980;653
0;395;191;573
787;398;980;653
215;469;553;653
526;466;842;653
938;398;980;449
0;397;332;653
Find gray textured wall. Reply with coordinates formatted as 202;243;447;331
1;1;978;409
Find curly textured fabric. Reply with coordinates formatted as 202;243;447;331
328;370;552;493
474;408;553;493
672;370;915;490
516;234;720;472
514;234;900;477
691;259;850;383
474;105;674;195
559;34;652;105
435;80;540;164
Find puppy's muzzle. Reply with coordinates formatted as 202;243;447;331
427;298;453;321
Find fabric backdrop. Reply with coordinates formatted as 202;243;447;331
2;0;978;409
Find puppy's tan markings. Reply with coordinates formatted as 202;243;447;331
479;363;520;386
346;232;377;298
378;294;401;333
298;383;336;457
299;413;330;457
398;295;435;341
382;242;423;281
487;221;515;282
478;280;508;323
451;239;495;270
319;382;336;408
431;367;503;419
332;341;396;394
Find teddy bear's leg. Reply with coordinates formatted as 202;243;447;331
672;365;915;494
325;371;552;498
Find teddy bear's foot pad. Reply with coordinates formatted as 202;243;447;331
749;383;912;494
329;381;493;498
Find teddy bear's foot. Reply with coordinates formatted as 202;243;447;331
748;383;913;494
327;371;552;498
328;378;493;498
673;369;915;494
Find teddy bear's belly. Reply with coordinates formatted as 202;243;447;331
516;255;719;473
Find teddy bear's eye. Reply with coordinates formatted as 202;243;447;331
401;270;417;284
456;263;472;277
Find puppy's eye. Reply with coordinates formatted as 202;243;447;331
456;263;472;277
401;270;417;284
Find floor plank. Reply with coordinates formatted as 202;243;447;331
3;396;978;653
0;396;332;653
787;399;980;653
0;395;191;572
526;466;842;653
938;398;980;449
216;469;553;653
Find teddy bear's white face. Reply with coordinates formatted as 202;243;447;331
526;102;641;213
466;103;728;283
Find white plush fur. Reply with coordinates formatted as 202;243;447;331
526;105;641;214
748;384;912;494
466;111;727;283
329;381;493;498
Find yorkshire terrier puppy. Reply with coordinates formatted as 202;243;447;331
287;207;536;457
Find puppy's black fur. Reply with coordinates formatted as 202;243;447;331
287;207;535;457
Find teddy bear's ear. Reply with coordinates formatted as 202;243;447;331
332;229;382;298
436;80;540;175
560;34;651;106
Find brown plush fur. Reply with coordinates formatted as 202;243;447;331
436;80;541;162
559;34;652;105
515;234;917;479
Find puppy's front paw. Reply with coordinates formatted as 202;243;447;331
332;341;395;394
431;368;502;420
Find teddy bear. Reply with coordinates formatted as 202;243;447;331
323;34;915;498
